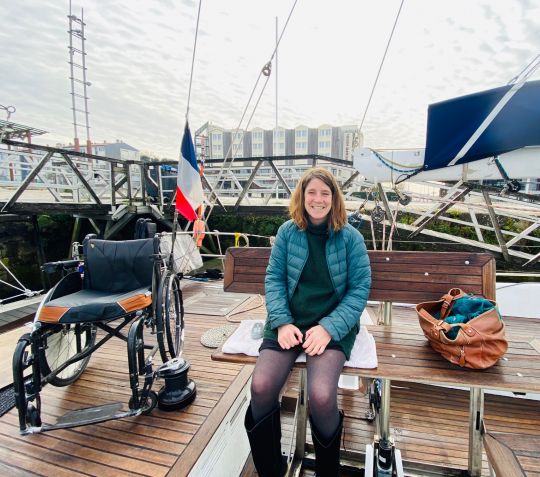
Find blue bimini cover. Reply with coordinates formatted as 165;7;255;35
423;80;540;171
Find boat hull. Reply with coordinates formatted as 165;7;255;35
353;146;540;183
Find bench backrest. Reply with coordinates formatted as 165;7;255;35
224;247;496;302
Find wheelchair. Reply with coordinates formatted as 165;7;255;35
12;233;192;434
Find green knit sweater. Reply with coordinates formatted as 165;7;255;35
264;220;358;359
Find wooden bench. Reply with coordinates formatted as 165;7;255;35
483;425;540;477
214;247;540;477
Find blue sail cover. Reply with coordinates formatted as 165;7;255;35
423;80;540;170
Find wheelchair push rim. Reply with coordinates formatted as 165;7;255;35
156;270;184;362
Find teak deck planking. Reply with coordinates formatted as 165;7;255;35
0;280;538;476
0;281;249;477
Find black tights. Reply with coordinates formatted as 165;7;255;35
250;348;346;440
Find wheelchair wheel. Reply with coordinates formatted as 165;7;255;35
129;390;158;415
26;402;42;428
39;324;97;386
156;270;184;362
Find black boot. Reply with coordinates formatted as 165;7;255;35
310;411;344;477
244;403;285;477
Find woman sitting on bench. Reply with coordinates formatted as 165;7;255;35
245;167;372;477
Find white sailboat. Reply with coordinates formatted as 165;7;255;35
353;78;540;191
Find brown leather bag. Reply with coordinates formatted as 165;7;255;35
416;288;508;369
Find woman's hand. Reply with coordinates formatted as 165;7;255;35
277;324;303;349
303;325;331;356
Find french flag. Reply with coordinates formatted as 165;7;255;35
175;123;204;221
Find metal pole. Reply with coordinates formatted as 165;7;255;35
482;190;510;261
382;301;392;325
110;162;116;207
31;215;49;290
125;164;132;206
80;8;92;152
468;387;484;477
379;379;392;443
275;17;278;136
70;217;81;255
379;301;392;441
68;0;79;151
378;301;393;473
169;209;179;269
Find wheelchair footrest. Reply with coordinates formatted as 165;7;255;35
56;402;124;427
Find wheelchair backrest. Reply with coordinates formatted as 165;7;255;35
83;237;157;293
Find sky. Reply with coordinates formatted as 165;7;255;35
1;0;539;158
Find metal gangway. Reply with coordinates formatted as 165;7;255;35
2;139;540;267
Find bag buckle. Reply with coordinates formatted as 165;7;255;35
459;347;466;366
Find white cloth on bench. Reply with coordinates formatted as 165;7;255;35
222;319;377;369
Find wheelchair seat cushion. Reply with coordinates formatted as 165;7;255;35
37;286;152;323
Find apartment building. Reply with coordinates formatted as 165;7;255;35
198;123;363;163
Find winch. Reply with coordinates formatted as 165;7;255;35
156;357;197;411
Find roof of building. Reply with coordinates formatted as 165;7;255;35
0;119;47;139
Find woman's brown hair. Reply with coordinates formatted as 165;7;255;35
289;167;347;231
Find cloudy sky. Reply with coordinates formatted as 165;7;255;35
1;0;539;158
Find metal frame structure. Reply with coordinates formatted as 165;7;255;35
68;1;92;153
2;139;540;267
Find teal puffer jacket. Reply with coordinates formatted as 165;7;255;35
265;220;371;341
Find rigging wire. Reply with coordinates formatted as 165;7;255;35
507;53;540;85
207;0;299;211
185;0;203;121
359;0;405;133
207;69;267;206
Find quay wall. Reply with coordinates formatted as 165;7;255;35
1;212;538;301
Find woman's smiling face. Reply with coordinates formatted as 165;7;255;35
304;177;332;225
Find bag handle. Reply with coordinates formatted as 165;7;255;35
440;288;467;320
418;307;453;332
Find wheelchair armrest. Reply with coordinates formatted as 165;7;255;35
42;260;80;274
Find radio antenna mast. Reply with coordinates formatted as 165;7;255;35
68;0;92;154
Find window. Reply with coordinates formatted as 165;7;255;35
319;129;331;137
318;141;331;150
212;133;221;141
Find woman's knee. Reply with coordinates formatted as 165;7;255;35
308;387;336;412
250;373;277;400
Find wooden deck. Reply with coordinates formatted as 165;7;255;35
0;296;40;330
0;281;539;476
0;281;252;476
